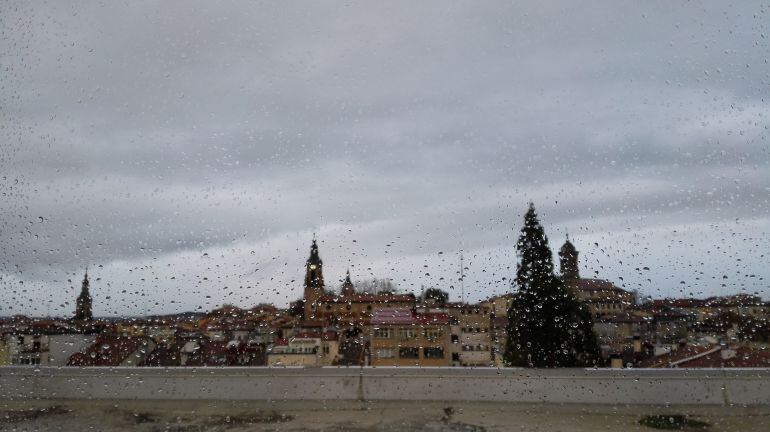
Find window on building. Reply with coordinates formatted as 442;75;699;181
398;328;417;340
374;328;392;339
398;347;419;359
423;347;444;359
376;349;395;359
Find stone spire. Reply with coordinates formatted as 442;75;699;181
340;268;355;297
74;269;93;321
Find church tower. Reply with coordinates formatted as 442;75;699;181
559;236;580;281
74;269;93;322
303;238;325;318
340;269;355;297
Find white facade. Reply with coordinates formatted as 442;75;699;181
47;334;97;366
4;333;96;366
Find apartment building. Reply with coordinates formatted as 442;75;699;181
368;308;451;367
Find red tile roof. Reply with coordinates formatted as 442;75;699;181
566;278;626;292
371;308;450;325
371;308;416;325
201;341;229;359
608;313;647;324
293;331;338;341
676;347;770;368
637;344;718;368
317;293;416;304
68;335;149;366
415;312;450;325
297;319;325;328
635;345;770;368
670;299;707;308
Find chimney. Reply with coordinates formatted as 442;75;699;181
720;347;736;360
633;335;641;353
609;353;623;369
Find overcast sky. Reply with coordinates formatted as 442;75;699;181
1;1;768;317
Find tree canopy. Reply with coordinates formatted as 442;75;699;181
422;287;449;306
505;203;600;367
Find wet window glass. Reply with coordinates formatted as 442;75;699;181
1;1;768;430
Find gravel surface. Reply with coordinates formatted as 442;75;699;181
1;399;768;431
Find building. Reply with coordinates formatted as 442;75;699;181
559;238;633;318
488;294;514;318
486;294;514;367
267;331;339;367
68;334;155;366
140;341;184;366
567;278;634;318
558;237;580;281
302;238;326;319
705;295;768;319
0;337;8;366
367;308;451;366
490;315;509;367
447;303;493;367
300;239;416;327
2;320;96;366
6;334;49;365
637;343;770;368
73;270;93;322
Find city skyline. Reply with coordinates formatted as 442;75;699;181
1;226;765;319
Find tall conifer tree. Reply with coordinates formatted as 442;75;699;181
505;203;599;367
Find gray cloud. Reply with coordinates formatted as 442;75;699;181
1;1;768;316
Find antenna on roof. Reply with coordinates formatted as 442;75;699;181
460;252;465;304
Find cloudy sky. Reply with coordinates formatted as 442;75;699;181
1;1;768;317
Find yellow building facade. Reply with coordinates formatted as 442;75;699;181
368;308;451;367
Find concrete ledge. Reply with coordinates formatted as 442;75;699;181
1;367;769;405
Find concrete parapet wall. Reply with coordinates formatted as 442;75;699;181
1;367;768;405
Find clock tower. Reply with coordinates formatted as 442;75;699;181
303;238;325;318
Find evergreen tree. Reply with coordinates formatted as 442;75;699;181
505;203;600;367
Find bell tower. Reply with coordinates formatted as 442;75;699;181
559;236;580;281
74;269;93;322
303;237;325;318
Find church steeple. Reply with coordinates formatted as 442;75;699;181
74;269;93;322
559;235;580;281
304;238;324;289
340;268;355;297
303;237;325;318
